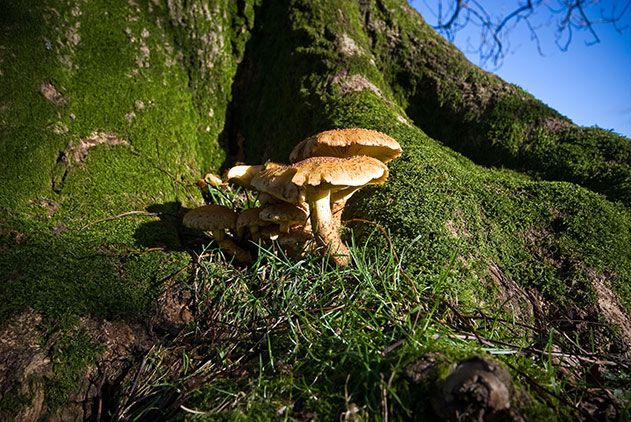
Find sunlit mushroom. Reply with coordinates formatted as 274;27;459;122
182;204;251;263
224;164;266;189
251;156;388;265
290;128;401;228
236;207;270;239
289;128;401;163
259;203;308;233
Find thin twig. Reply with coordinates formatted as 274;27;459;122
80;210;160;230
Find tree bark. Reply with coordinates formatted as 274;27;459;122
1;0;629;419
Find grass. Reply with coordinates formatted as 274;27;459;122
1;0;630;418
109;231;628;420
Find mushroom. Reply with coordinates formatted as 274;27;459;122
198;172;226;190
290;128;401;228
182;204;236;240
259;203;308;233
182;204;251;263
236;207;269;238
224;164;266;188
289;128;402;163
258;192;278;206
251;156;388;265
258;225;282;242
277;226;315;257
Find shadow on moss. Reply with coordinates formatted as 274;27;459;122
0;212;188;323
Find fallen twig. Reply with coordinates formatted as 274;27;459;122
80;210;160;230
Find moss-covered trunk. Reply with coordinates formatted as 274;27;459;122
1;0;629;419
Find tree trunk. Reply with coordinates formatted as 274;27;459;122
1;0;629;419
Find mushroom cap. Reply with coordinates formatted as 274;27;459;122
289;128;402;163
257;192;279;206
182;204;237;231
236;207;267;231
224;164;265;188
251;156;388;204
259;203;308;226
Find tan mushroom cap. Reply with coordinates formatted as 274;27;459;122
251;155;389;204
183;204;237;240
259;203;308;232
289;128;402;163
236;207;269;237
224;164;265;188
257;192;278;206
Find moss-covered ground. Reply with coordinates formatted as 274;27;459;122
1;0;629;419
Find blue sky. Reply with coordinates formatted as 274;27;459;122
410;1;631;138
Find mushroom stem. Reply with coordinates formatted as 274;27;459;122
331;198;346;231
309;189;350;266
330;186;361;231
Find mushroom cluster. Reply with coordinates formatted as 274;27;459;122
183;128;401;266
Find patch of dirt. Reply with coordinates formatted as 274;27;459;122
39;82;66;106
0;309;155;421
444;209;470;239
48;121;69;134
588;270;631;350
51;318;154;421
523;223;628;356
65;22;81;46
52;223;68;236
123;24;152;74
0;309;51;421
330;70;382;97
487;261;545;325
395;113;412;127
0;227;26;244
150;278;194;336
542;117;573;133
33;197;60;218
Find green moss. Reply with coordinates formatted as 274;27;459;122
0;0;254;325
44;327;103;410
2;0;630;418
0;211;190;321
362;0;631;206
0;387;31;415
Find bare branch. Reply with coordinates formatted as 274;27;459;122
417;0;631;67
576;0;601;45
435;0;464;30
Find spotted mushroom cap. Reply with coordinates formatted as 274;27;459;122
251;155;389;204
259;203;308;227
236;207;268;233
182;204;237;231
237;207;264;226
289;128;402;163
224;164;265;188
